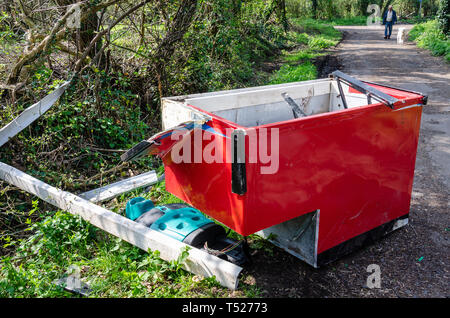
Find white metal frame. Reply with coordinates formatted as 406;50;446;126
0;81;71;147
0;83;243;290
79;171;160;203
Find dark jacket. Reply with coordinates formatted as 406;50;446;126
383;10;397;24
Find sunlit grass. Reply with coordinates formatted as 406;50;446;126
269;19;341;84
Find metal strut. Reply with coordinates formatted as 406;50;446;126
281;92;308;118
336;77;348;109
330;70;398;109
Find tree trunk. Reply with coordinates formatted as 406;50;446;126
312;0;318;19
438;0;449;34
55;0;101;55
152;0;198;98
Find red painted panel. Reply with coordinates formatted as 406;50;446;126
246;101;422;252
159;83;424;254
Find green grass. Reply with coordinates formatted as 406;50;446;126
323;16;368;26
398;15;436;25
0;209;229;297
284;49;321;63
409;19;450;63
0;181;260;298
269;19;341;84
269;61;317;84
291;18;342;40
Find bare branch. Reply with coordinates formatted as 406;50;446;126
74;0;151;73
6;4;78;84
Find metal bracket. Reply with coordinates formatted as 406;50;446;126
336;77;348;109
360;80;428;105
257;210;320;268
330;70;398;109
281;92;308;118
120;140;156;162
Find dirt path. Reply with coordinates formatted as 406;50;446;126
247;24;449;298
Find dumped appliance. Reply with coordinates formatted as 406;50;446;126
125;198;248;266
122;71;427;267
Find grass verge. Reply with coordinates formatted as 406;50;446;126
322;16;368;26
409;19;450;62
269;19;341;84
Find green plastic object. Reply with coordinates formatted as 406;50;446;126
150;207;212;241
125;197;154;221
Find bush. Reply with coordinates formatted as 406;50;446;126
409;19;450;62
437;0;449;35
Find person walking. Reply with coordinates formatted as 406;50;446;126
383;5;397;39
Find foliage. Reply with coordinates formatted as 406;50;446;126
0;11;16;44
0;209;236;297
0;0;353;298
437;0;449;34
285;0;442;20
161;0;290;93
269;19;341;84
323;16;368;25
409;19;450;62
270;61;317;84
0;69;155;190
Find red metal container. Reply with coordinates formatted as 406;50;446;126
124;72;427;266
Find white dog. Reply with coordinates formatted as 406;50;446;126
397;27;407;45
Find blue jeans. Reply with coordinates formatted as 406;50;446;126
385;21;393;37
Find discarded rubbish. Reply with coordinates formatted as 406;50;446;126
124;71;428;267
125;198;249;266
53;275;92;297
0;70;428;288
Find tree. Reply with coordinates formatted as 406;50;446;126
312;0;318;19
437;0;449;34
54;0;101;55
359;0;371;16
151;0;198;97
265;0;289;31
